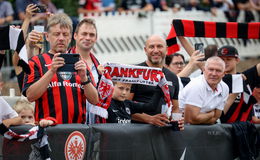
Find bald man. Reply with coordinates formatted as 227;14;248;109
128;35;180;126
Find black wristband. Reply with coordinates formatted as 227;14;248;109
81;79;91;85
0;123;9;135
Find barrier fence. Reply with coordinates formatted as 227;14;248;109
1;123;260;160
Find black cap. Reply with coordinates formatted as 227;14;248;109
217;45;239;58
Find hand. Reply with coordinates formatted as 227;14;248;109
24;122;36;126
0;18;5;25
10;25;21;29
190;50;205;65
241;74;247;81
2;117;23;128
46;12;54;18
208;110;215;117
74;59;87;80
178;118;184;131
210;8;218;16
25;4;37;18
2;119;13;128
27;30;44;48
39;119;54;127
50;53;65;73
0;50;5;55
148;114;170;127
97;65;105;74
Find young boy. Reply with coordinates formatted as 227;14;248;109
13;99;57;127
251;84;260;124
107;82;163;124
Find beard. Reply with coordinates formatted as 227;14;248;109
148;56;164;65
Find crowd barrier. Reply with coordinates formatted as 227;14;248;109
1;123;260;160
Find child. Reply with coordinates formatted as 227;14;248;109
107;82;163;123
0;97;22;135
13;99;57;127
252;84;260;124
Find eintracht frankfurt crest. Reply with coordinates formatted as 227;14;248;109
65;131;86;160
59;72;73;81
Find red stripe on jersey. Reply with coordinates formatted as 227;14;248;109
64;79;74;123
50;75;63;124
182;20;195;37
77;88;83;123
42;91;50;120
34;102;39;123
25;53;89;124
43;54;64;124
240;104;253;122
36;55;50;122
204;21;216;37
76;75;84;123
227;95;244;123
27;58;38;84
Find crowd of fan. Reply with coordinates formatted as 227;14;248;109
0;0;260;27
0;2;259;159
0;1;259;133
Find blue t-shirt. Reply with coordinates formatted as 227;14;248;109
0;1;14;18
15;0;38;13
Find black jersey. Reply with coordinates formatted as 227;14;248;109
107;87;163;123
130;62;179;115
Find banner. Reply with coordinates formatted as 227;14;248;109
91;63;172;119
103;63;164;86
166;19;260;54
2;124;260;160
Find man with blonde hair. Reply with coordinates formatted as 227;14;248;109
23;13;99;124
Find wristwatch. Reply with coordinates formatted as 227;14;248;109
81;79;91;85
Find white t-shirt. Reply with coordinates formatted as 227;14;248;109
179;75;229;113
86;63;100;124
0;97;18;123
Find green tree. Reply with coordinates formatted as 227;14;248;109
52;0;78;16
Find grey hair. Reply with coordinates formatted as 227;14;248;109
46;13;73;34
205;56;225;72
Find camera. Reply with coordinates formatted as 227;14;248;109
34;5;47;13
195;43;204;53
57;54;80;72
195;43;205;61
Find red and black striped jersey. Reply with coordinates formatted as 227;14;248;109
220;66;259;123
22;53;86;124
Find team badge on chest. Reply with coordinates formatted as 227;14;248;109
59;72;73;80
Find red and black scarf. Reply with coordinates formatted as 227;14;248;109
91;63;173;119
166;19;260;55
0;124;51;159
